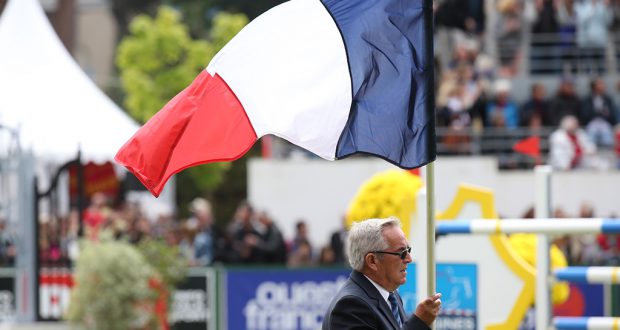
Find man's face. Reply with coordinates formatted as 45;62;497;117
561;82;575;96
594;80;606;95
375;226;412;292
533;85;546;100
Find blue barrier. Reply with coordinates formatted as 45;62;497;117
554;317;620;330
436;219;620;235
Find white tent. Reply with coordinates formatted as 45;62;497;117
0;0;175;216
0;0;139;163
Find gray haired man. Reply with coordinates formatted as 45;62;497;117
323;217;441;330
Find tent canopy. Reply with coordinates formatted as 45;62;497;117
0;0;139;163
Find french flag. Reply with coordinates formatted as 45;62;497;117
115;0;436;197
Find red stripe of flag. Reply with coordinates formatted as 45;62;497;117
115;71;257;197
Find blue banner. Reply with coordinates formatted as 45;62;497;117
400;263;477;330
225;268;349;330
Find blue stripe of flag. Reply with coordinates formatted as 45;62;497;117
322;0;436;169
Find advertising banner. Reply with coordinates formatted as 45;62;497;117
554;283;604;317
225;268;349;330
0;269;15;322
170;269;215;330
400;263;477;330
38;268;72;321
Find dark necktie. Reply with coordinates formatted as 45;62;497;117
388;292;402;327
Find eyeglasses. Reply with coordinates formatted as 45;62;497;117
371;246;411;260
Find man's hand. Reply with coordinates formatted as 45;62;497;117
414;293;441;326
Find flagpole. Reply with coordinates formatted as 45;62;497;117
425;161;436;330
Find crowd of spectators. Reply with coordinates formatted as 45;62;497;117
31;191;620;271
34;193;349;269
433;0;620;170
547;202;620;266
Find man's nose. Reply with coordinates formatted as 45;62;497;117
404;251;413;263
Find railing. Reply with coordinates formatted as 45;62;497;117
502;32;620;76
436;126;553;157
267;126;620;171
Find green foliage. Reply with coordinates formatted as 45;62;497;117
66;236;157;330
164;0;278;37
116;6;211;124
136;238;187;295
209;12;248;50
66;234;190;329
116;6;249;199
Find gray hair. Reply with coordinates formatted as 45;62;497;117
346;217;401;271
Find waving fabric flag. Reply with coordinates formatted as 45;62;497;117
115;0;436;197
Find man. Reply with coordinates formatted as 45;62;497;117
323;217;441;330
255;211;287;263
580;78;617;147
549;77;581;126
520;83;552;128
189;197;222;266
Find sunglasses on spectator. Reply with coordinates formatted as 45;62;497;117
371;246;412;260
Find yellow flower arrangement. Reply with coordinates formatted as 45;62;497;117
345;170;423;237
508;233;570;305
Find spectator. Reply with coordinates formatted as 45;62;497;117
287;240;314;268
255;211;287;264
533;0;559;34
615;126;620;168
227;200;254;236
287;220;314;266
612;0;620;31
0;217;15;266
231;202;262;263
577;203;606;265
575;0;613;74
457;63;486;124
82;192;111;240
520;83;552;128
530;0;560;74
486;79;519;128
329;217;349;265
549;77;582;126
437;81;471;130
435;0;485;35
557;0;578;72
550;207;580;264
434;0;483;69
549;115;597;170
60;209;79;263
39;216;62;265
580;78;617;147
496;0;524;76
127;215;151;244
598;212;620;265
178;219;199;265
318;246;337;266
189;198;220;266
446;41;475;71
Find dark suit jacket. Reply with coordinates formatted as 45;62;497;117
322;271;431;330
580;94;617;127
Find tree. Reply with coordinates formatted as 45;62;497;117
116;6;248;195
66;237;158;330
165;0;284;37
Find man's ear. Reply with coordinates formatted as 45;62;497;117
365;252;379;271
